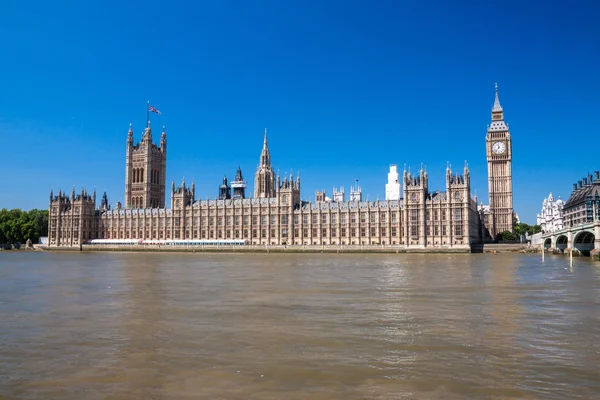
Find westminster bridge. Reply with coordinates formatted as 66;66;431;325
542;221;600;256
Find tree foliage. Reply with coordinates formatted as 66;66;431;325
514;223;542;237
0;209;48;244
500;230;517;241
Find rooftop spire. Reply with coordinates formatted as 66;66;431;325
263;128;268;149
259;128;271;167
492;82;503;112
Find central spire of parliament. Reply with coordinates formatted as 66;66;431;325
254;128;275;198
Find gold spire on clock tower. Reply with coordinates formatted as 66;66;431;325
485;83;514;238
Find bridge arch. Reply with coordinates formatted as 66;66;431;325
556;235;568;253
573;230;595;256
544;238;552;249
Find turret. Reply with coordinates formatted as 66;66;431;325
143;122;152;143
127;123;133;144
350;180;362;202
219;176;231;200
172;178;194;209
161;126;167;154
231;166;247;199
100;191;109;211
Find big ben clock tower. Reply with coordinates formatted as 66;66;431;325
486;83;514;238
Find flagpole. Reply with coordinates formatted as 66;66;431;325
146;101;150;128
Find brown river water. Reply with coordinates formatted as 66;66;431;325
1;252;599;399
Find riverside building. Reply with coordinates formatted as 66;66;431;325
48;87;514;248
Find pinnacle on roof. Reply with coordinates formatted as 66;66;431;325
220;175;229;188
263;128;268;148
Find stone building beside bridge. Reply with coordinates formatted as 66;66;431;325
541;171;600;256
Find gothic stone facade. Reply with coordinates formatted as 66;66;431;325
48;138;481;248
49;87;512;248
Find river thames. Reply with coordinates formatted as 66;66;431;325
1;252;599;399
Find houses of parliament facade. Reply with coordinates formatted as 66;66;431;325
48;86;514;249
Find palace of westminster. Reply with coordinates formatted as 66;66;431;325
48;86;515;248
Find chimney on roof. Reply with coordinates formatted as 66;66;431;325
578;180;583;189
573;183;578;191
595;171;600;181
583;177;588;185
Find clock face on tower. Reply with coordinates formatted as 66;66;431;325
492;141;506;154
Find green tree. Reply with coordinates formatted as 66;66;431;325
500;230;516;241
0;208;49;244
514;223;542;237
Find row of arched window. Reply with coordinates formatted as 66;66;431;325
132;168;144;183
132;196;145;208
131;197;161;208
131;168;161;184
150;169;161;184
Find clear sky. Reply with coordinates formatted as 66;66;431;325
1;0;599;223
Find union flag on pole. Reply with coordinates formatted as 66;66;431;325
148;104;161;114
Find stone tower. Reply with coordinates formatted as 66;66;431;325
446;163;472;241
254;129;275;198
125;123;167;209
350;183;362;202
403;167;428;247
485;84;514;238
276;172;301;245
333;187;345;202
171;178;195;240
171;178;195;209
48;187;97;247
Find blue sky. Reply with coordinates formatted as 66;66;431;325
1;0;599;223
